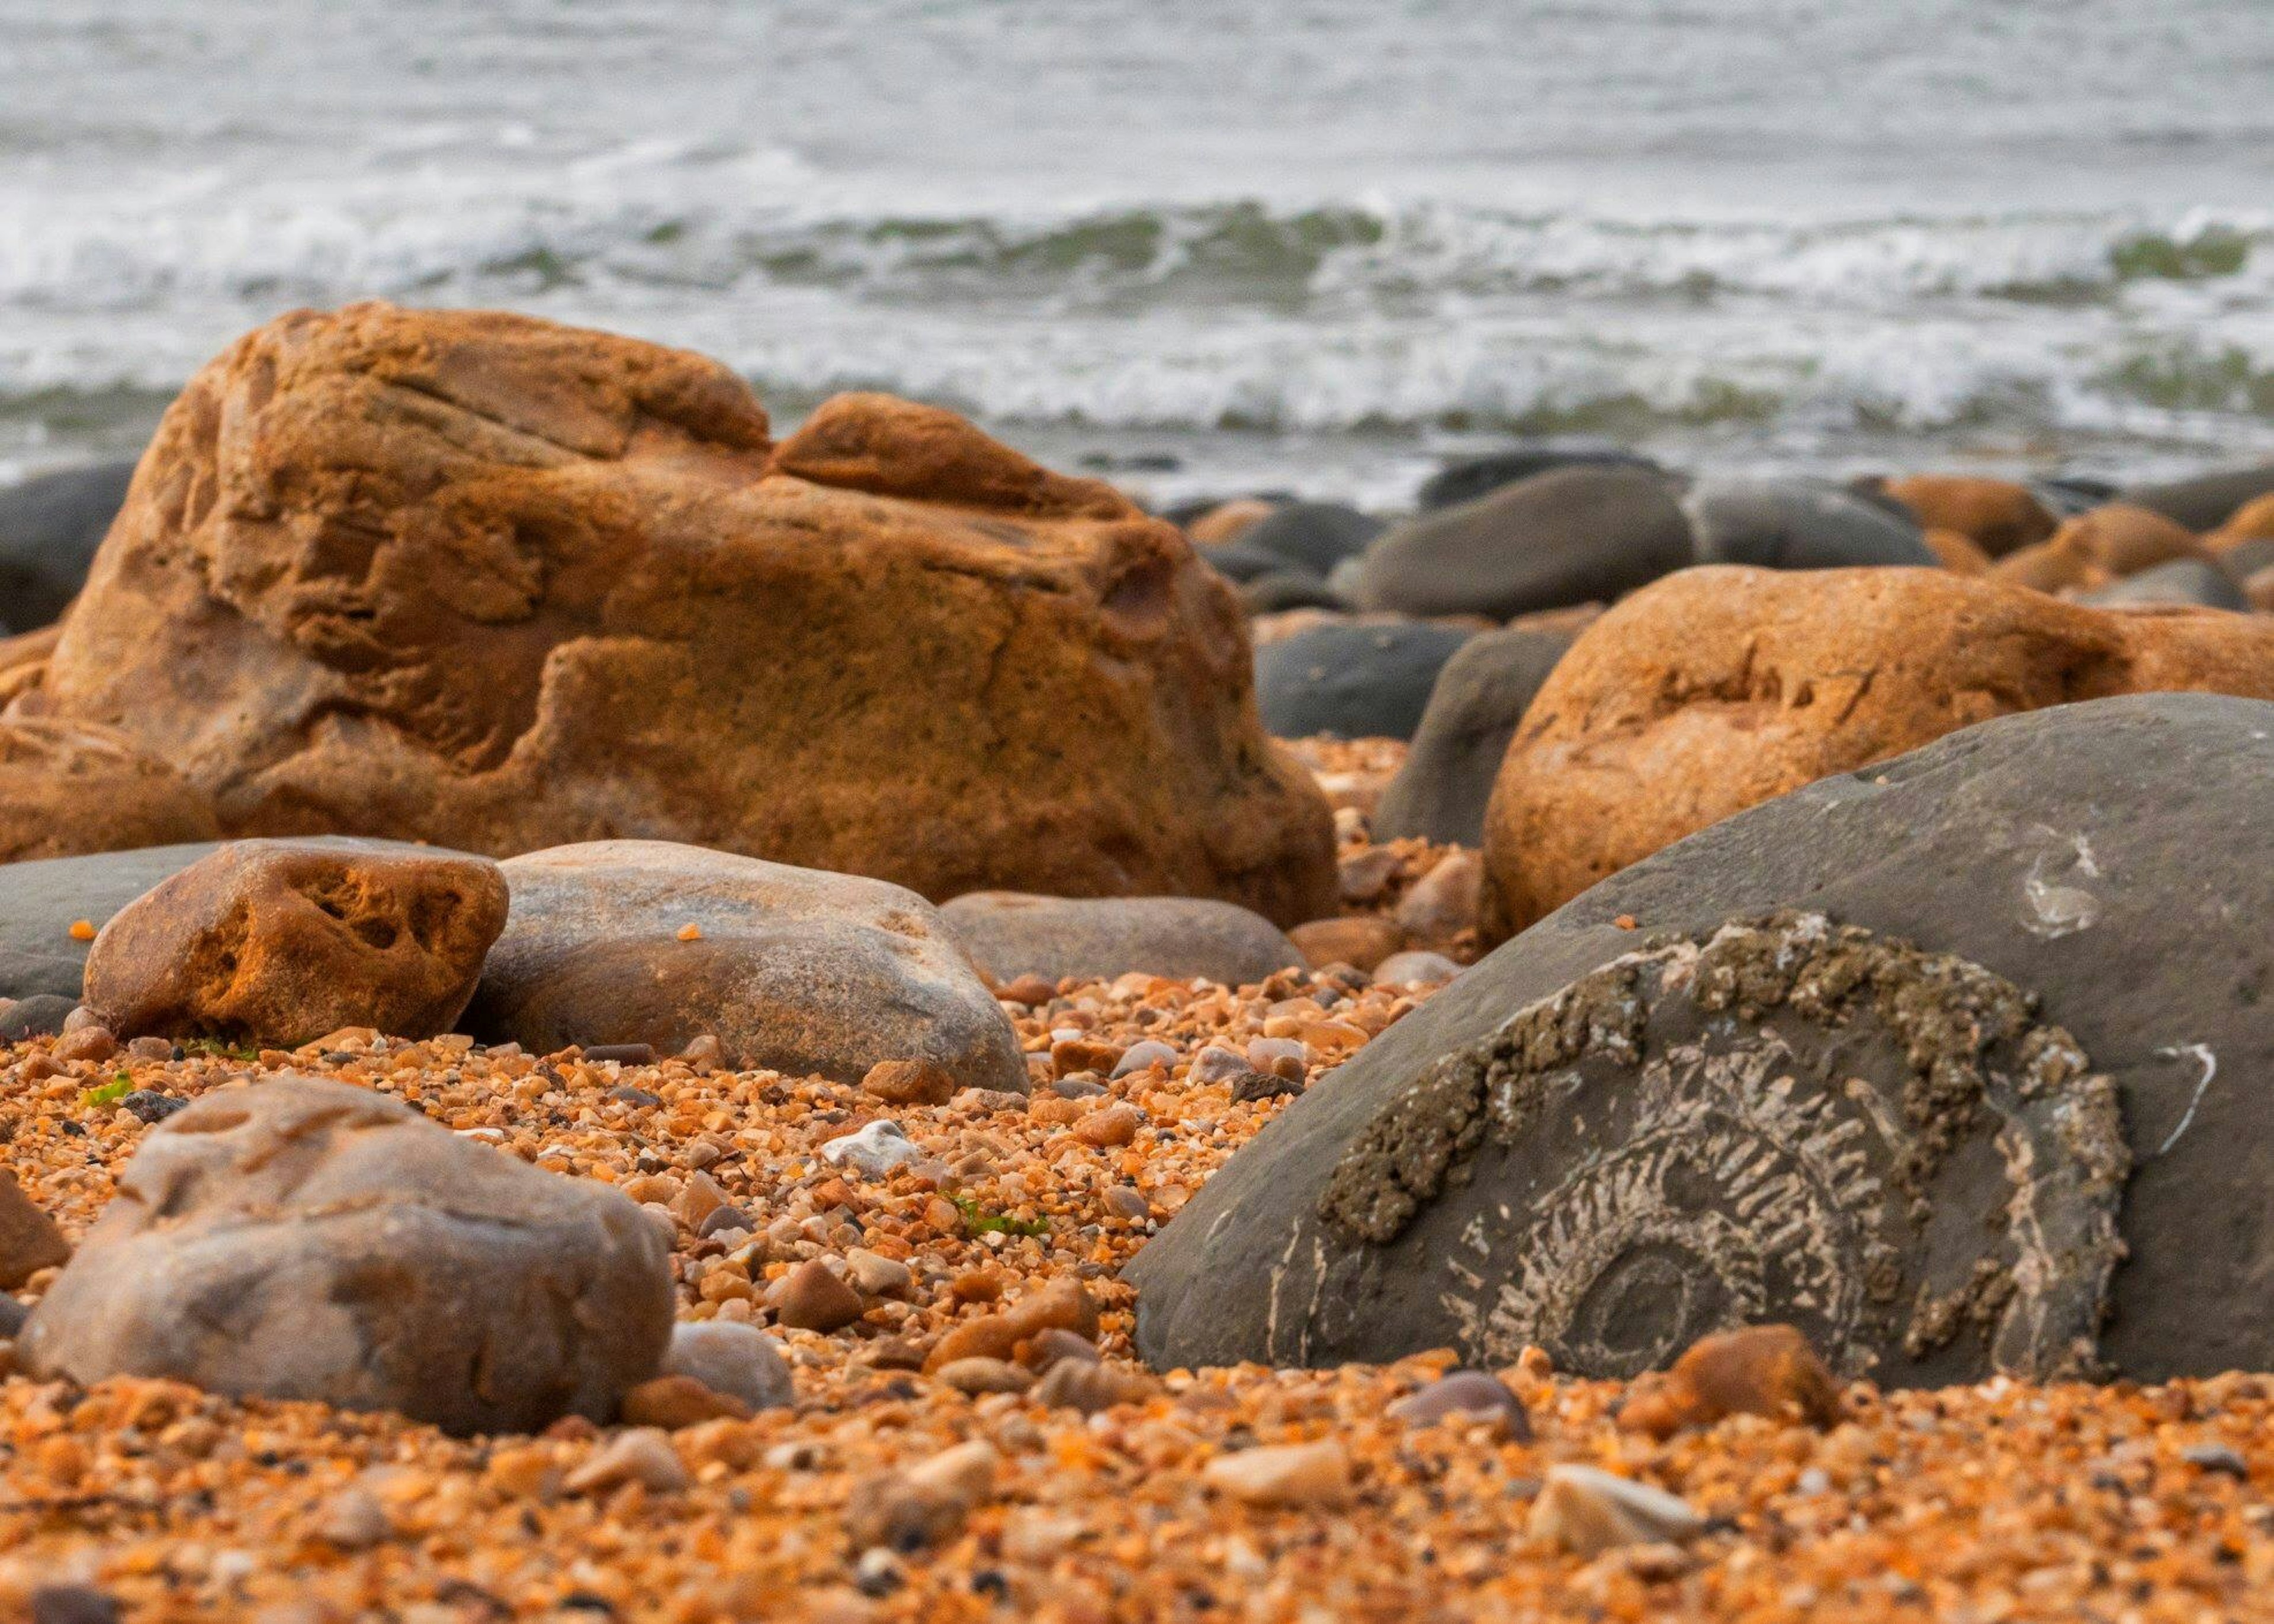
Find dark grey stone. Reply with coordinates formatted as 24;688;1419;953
2082;558;2249;612
2031;475;2121;518
1418;445;1663;512
0;461;136;631
1237;502;1385;577
2121;463;2274;532
1255;620;1476;741
1685;477;1937;570
0;837;449;1003
1344;467;1693;620
1194;539;1290;584
1128;693;2274;1384
2218;538;2274;580
1239;570;1346;614
0;995;78;1040
1372;627;1575;845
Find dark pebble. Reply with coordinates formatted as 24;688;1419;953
582;1043;656;1065
608;1085;663;1108
1386;1369;1533;1439
0;1294;27;1337
696;1204;754;1238
31;1587;123;1624
121;1090;188;1124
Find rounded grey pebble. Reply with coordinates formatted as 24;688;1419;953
660;1320;794;1411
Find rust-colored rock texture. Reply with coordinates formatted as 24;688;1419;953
12;303;1333;924
1480;564;2274;939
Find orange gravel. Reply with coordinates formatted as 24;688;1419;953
1;963;2270;1620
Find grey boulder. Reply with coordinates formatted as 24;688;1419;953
0;461;136;632
1344;467;1693;620
941;891;1303;988
1128;693;2274;1385
1235;502;1385;577
467;840;1027;1092
1255;620;1476;741
2120;463;2274;532
1373;626;1575;845
1684;477;1938;570
2082;559;2249;612
19;1076;674;1434
1417;445;1664;512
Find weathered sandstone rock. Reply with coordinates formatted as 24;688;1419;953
20;1076;673;1432
939;892;1301;988
27;304;1332;925
83;839;507;1047
1478;565;2274;938
0;718;219;863
2054;503;2206;576
466;840;1026;1092
1128;695;2274;1382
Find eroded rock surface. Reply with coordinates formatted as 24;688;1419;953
83;839;507;1047
23;303;1332;924
0;717;219;863
1129;694;2274;1383
20;1076;673;1433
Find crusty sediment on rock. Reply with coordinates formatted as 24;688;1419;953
15;303;1334;922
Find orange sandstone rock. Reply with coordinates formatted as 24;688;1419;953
2053;503;2207;576
923;1278;1100;1372
1883;474;2057;557
1618;1324;1843;1439
0;716;218;863
31;303;1334;925
1480;565;2274;938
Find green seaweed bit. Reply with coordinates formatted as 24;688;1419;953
81;1075;131;1109
950;1194;1050;1238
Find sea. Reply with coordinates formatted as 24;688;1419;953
4;0;2272;511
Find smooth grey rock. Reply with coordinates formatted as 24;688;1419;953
660;1321;793;1411
2031;476;2121;519
0;461;135;631
1128;693;2274;1384
1236;503;1385;577
1239;570;1346;614
2218;538;2274;580
1369;950;1463;987
19;1076;673;1434
1255;620;1476;741
1194;539;1288;584
2082;558;2249;612
0;837;445;1004
468;840;1026;1093
2121;463;2274;532
1418;445;1663;512
0;995;77;1041
941;892;1302;988
1347;467;1693;620
1684;477;1937;570
1373;627;1575;845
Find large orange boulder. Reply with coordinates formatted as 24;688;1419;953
0;716;219;863
1479;565;2274;938
19;304;1332;924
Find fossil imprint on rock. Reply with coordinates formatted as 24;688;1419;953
1295;912;2130;1382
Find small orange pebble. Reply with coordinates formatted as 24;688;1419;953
1613;914;1638;931
1618;1323;1843;1439
676;922;703;941
68;918;96;941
